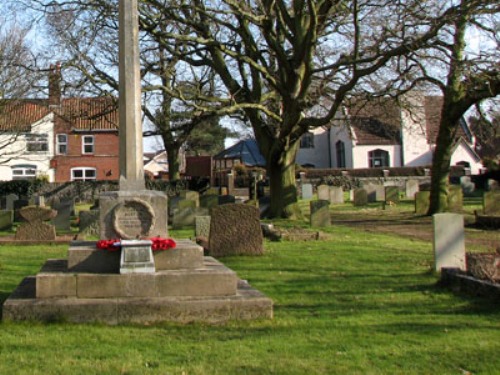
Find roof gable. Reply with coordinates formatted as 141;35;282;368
215;139;266;167
0;100;51;132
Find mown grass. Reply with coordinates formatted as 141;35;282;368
0;222;499;375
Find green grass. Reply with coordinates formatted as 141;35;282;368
1;224;499;374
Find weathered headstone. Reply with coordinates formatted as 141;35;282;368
218;195;236;205
415;191;430;215
433;213;465;271
5;194;18;211
0;210;13;230
310;200;330;227
173;207;209;229
15;206;57;241
301;183;313;200
405;180;419;199
317;185;330;201
385;186;400;204
180;190;200;207
209;204;263;256
206;187;219;195
78;210;100;239
168;195;182;216
51;199;73;231
486;179;499;191
364;183;384;202
178;199;197;210
199;194;219;210
13;199;29;222
329;186;344;204
353;189;368;206
447;185;463;212
483;191;500;215
460;176;475;196
195;216;211;238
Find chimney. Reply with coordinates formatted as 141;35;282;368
48;62;62;107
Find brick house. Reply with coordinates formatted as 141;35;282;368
0;64;120;182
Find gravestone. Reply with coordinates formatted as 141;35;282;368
0;210;13;230
415;191;430;215
180;190;200;207
460;176;475;196
206;187;219;195
302;183;313;200
385;186;400;204
200;194;219;211
447;185;463;212
168;196;182;216
195;216;211;238
178;199;197;210
173;207;209;229
218;195;236;205
5;194;18;211
329;186;344;204
209;204;263;257
15;206;57;241
486;179;499;191
353;189;368;206
78;210;100;239
310;200;330;227
405;180;419;199
51;199;73;231
317;185;330;201
364;183;384;202
483;191;500;215
433;213;465;271
13;199;29;222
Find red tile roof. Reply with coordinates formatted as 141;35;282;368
0;97;118;132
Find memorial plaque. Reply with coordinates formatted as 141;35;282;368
112;199;156;239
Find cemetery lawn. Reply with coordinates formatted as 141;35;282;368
1;226;499;374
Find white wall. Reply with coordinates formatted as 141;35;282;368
450;142;483;175
296;127;331;168
351;144;402;169
0;114;55;181
400;93;433;167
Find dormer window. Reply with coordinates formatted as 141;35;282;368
82;135;94;154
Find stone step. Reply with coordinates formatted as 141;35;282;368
37;257;237;299
3;277;273;324
67;239;204;273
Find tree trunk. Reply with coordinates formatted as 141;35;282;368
428;113;455;215
166;146;181;182
266;142;300;218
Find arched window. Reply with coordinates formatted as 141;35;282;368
336;141;346;168
300;132;314;148
368;149;390;168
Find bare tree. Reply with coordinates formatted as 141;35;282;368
135;0;473;218
0;18;43;163
23;0;230;181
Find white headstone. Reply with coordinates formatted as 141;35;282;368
329;186;344;204
317;185;330;201
433;213;466;271
302;183;313;199
405;179;419;200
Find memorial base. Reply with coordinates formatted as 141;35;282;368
2;240;273;324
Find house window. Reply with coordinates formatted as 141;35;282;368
82;135;94;154
26;134;48;152
300;132;315;148
368;149;390;168
56;134;67;155
336;141;346;168
11;164;37;180
71;167;97;181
